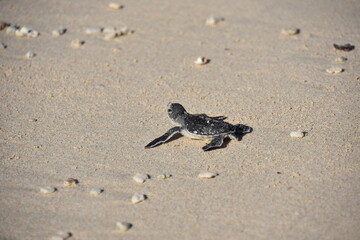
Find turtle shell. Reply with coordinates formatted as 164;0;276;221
183;114;236;136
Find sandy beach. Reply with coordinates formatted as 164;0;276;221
1;0;359;239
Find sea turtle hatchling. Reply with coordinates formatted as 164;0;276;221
145;103;253;151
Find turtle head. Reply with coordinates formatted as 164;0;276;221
167;103;187;123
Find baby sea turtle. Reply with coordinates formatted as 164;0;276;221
145;103;252;151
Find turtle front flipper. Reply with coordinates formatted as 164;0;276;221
145;126;182;149
202;135;224;151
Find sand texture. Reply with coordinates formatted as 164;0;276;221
1;0;359;239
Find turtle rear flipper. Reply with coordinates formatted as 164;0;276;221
145;126;182;149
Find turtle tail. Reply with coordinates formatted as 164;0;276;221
235;124;253;134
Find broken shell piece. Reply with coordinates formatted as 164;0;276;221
326;67;343;74
25;51;36;58
109;2;124;10
335;57;347;63
64;178;78;186
157;173;172;180
194;57;209;65
40;186;57;194
52;28;67;37
85;27;102;34
206;16;225;26
281;28;300;36
133;173;150;183
71;39;84;48
198;171;218;179
290;131;305;138
131;193;146;204
333;43;355;52
116;222;132;232
89;188;104;196
50;231;72;240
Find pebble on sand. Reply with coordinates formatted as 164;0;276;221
0;43;6;49
133;173;150;183
333;43;355;52
290;131;305;138
157;173;172;180
25;51;36;58
205;16;225;26
103;32;118;40
131;193;147;204
50;231;72;240
89;188;104;196
52;28;67;37
15;27;39;38
64;178;78;186
109;2;124;10
326;67;343;74
116;222;132;232
71;39;84;48
40;186;57;194
335;57;347;63
281;28;300;36
194;57;209;65
198;171;218;179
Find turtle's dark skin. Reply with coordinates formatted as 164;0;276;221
145;103;252;151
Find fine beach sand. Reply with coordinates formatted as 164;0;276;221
1;0;359;239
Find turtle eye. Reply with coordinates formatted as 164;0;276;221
168;109;172;113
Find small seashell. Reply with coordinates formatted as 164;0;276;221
157;173;172;180
85;27;103;34
116;222;132;232
52;28;67;37
5;25;18;34
335;57;347;63
198;171;218;179
131;193;146;204
109;2;124;10
194;57;209;65
40;186;57;194
71;39;84;48
133;173;150;183
50;231;72;240
25;51;36;58
0;21;10;31
0;42;6;49
103;32;118;40
89;188;104;196
326;67;343;74
290;131;305;138
64;178;78;186
281;28;300;36
206;16;225;26
333;43;355;52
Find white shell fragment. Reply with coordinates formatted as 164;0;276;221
109;2;124;10
335;57;347;63
326;67;343;74
5;25;18;34
157;173;172;180
116;222;132;232
50;231;72;240
40;186;57;194
198;171;218;179
15;26;40;38
194;57;209;65
131;193;146;204
206;16;225;26
281;28;300;36
25;51;36;58
133;173;150;183
52;28;67;37
290;131;305;138
64;178;78;186
89;188;104;196
71;39;84;48
103;32;117;40
85;27;103;34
